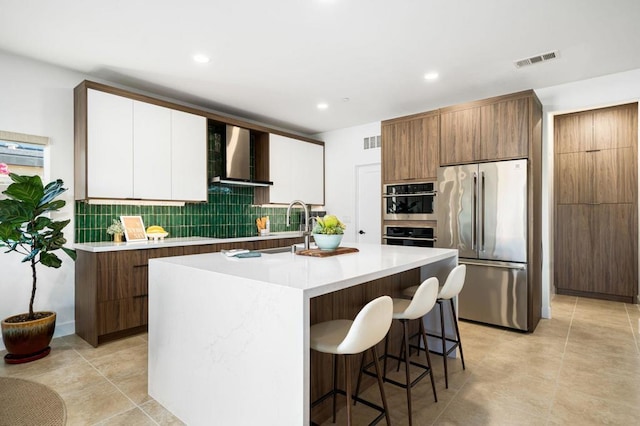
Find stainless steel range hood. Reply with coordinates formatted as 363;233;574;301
211;125;272;187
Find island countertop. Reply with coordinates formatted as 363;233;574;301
151;242;457;298
148;243;458;425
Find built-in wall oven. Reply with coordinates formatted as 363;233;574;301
383;182;436;221
383;226;437;248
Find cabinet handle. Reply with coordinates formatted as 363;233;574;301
585;149;601;153
133;264;148;268
133;294;148;299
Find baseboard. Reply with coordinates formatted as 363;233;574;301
53;320;75;340
541;305;551;319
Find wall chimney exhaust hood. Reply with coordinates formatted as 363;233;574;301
211;125;272;187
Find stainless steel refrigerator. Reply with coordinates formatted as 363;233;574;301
436;159;528;331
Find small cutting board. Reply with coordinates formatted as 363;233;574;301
296;247;359;257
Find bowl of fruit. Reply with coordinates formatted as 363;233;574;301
146;225;169;241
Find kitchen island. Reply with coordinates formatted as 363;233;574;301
148;243;457;425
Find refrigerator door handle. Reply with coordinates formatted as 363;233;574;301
472;172;477;251
481;171;486;252
461;260;527;270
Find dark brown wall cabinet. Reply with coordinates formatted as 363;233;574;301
439;92;532;165
381;110;439;183
554;103;638;302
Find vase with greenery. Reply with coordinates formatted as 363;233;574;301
106;219;125;242
0;173;77;363
312;214;346;250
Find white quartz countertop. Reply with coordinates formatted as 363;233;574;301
74;231;304;252
150;243;458;298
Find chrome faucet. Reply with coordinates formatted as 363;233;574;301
286;200;310;250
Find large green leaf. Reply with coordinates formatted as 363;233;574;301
3;174;44;208
31;216;52;232
40;251;62;268
0;199;31;224
48;219;70;232
36;199;66;216
62;247;77;261
38;179;66;208
0;221;20;241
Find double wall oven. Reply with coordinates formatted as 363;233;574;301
382;182;437;247
383;182;436;221
383;225;436;247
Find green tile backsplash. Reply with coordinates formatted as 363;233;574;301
75;186;304;243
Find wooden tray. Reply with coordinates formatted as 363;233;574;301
296;247;359;257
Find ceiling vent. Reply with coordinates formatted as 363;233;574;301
514;50;559;68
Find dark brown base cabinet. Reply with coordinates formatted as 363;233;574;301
75;238;303;347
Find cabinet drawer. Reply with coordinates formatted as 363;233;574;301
97;251;148;302
97;297;147;335
97;247;183;302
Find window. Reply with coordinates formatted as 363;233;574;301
0;130;48;199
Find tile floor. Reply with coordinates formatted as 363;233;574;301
1;295;639;425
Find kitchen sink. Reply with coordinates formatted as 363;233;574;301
258;246;295;254
258;244;316;254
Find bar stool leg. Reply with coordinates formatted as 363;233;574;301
354;351;366;406
332;354;338;423
344;355;353;426
383;334;390;381
450;298;465;370
438;300;449;389
419;319;437;402
401;319;413;426
371;345;391;426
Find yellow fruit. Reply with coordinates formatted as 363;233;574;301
146;225;166;234
323;215;338;228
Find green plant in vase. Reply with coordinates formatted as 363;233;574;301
106;219;125;242
0;173;77;363
312;215;346;250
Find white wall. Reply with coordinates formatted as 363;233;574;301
535;68;640;317
0;51;87;350
315;122;381;243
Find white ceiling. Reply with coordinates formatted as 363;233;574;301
1;0;640;135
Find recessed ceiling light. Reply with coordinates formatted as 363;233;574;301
424;72;439;81
342;97;350;102
317;103;329;110
193;54;210;64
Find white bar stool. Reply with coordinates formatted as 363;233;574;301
402;264;466;389
310;295;393;426
356;277;439;426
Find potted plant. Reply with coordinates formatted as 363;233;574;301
312;214;346;251
106;219;125;242
0;173;76;364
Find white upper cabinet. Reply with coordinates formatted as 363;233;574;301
133;101;172;200
82;88;207;202
171;110;207;201
269;134;324;205
87;89;134;199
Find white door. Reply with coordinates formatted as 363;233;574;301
356;163;381;243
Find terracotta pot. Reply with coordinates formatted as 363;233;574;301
1;312;56;364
